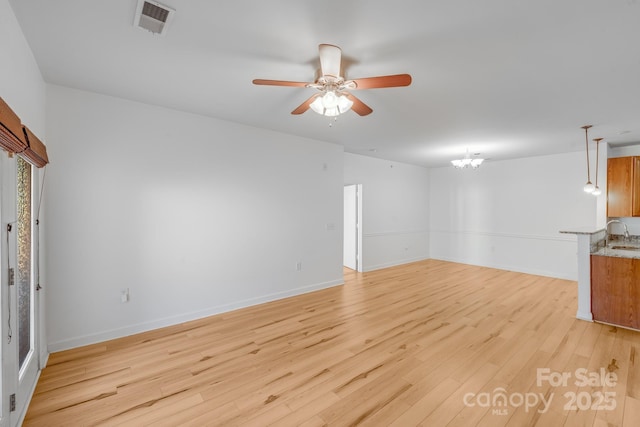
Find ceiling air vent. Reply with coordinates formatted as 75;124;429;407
134;0;175;36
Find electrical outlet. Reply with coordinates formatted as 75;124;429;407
296;261;302;271
121;288;130;303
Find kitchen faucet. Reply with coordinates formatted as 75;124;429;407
605;219;630;245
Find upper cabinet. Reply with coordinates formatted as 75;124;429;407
607;156;640;217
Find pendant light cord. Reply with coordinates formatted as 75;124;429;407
594;139;600;187
584;126;592;182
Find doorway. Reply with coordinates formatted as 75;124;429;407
343;184;362;272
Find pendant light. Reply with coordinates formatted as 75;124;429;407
592;138;603;196
582;125;595;193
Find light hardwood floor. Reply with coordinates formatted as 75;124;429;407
25;260;640;426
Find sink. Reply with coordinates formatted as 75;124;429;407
610;245;640;251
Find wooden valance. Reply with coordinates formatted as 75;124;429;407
0;97;28;154
21;126;49;168
0;96;49;168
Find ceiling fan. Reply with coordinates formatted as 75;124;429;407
252;44;412;117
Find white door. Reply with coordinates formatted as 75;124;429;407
343;185;359;270
0;151;12;426
14;156;39;423
0;155;40;426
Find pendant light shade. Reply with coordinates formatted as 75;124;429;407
583;183;595;193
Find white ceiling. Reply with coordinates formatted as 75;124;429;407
9;0;640;167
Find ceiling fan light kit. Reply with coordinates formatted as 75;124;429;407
253;44;411;117
309;91;353;117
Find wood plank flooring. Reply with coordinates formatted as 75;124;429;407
24;259;640;426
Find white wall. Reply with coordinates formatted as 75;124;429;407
595;144;608;228
1;0;48;367
608;144;640;158
344;153;429;271
45;85;344;351
0;0;45;136
430;152;597;280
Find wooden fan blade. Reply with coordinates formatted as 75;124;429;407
291;94;319;115
319;44;342;78
346;94;373;116
252;79;309;87
351;74;412;89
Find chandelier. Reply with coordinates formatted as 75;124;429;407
451;149;484;169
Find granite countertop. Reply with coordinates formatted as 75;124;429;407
560;227;605;235
592;236;640;259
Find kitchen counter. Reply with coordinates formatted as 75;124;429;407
590;235;640;331
561;225;640;325
559;226;605;235
591;237;640;259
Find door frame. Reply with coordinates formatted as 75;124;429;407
0;152;12;426
343;184;363;272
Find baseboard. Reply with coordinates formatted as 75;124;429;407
576;311;594;322
363;256;430;272
16;366;43;427
48;278;343;353
429;255;576;281
39;351;49;370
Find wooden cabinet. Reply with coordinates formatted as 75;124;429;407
607;156;640;217
591;255;640;329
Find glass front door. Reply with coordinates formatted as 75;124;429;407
0;154;40;426
14;157;39;424
17;157;33;374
